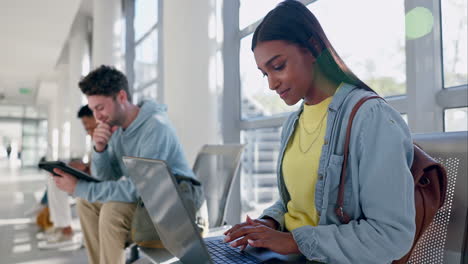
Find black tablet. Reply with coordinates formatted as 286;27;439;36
38;161;101;182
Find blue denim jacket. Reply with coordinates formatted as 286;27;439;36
261;83;415;263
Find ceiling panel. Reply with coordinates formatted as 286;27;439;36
0;0;82;103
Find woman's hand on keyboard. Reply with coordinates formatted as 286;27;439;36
224;215;269;250
223;215;299;255
225;215;277;236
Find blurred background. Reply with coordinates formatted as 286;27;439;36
0;0;466;263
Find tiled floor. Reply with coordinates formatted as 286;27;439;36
0;163;88;264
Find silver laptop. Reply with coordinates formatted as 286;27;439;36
122;156;306;264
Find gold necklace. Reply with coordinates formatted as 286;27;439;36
298;111;327;153
299;110;328;134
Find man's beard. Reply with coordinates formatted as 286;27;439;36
107;104;125;127
107;118;120;127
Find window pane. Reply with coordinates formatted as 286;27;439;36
22;135;36;147
134;29;158;88
239;0;282;30
115;16;126;69
116;55;126;74
134;0;158;41
119;16;126;58
442;0;468;88
133;93;139;105
23;121;37;135
22;120;39;166
444;107;468;132
241;127;282;219
308;0;406;97
240;34;300;119
141;83;158;101
133;83;157;104
0;105;23;118
24;106;38;118
38;120;48;159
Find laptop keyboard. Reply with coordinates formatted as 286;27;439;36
206;239;261;264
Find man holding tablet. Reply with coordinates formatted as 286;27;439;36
52;65;198;264
38;104;98;250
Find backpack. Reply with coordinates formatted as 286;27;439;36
335;95;448;263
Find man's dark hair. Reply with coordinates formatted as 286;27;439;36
77;104;93;118
78;65;132;101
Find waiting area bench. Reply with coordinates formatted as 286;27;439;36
132;132;468;263
409;131;467;263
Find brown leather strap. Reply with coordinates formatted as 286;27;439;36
335;95;382;224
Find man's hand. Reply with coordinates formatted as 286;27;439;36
93;122;117;152
68;160;88;172
52;168;78;194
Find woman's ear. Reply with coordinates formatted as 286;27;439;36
307;37;323;57
300;46;317;64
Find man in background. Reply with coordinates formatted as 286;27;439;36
52;65;200;264
39;104;97;249
68;105;98;173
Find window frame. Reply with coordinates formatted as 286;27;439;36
124;0;164;103
222;0;468;221
224;0;467;135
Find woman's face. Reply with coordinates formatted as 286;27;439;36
253;40;316;105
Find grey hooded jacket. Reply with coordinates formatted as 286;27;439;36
74;100;197;203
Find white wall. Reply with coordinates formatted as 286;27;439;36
92;0;121;67
41;15;91;161
68;15;89;158
43;0;222;165
44;81;60;160
163;0;221;165
43;0;122;161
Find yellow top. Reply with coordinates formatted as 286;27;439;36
283;96;333;231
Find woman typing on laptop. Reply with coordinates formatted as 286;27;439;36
224;1;415;263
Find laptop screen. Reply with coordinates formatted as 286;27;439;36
123;156;212;263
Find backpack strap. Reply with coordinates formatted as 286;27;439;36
335;95;382;224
